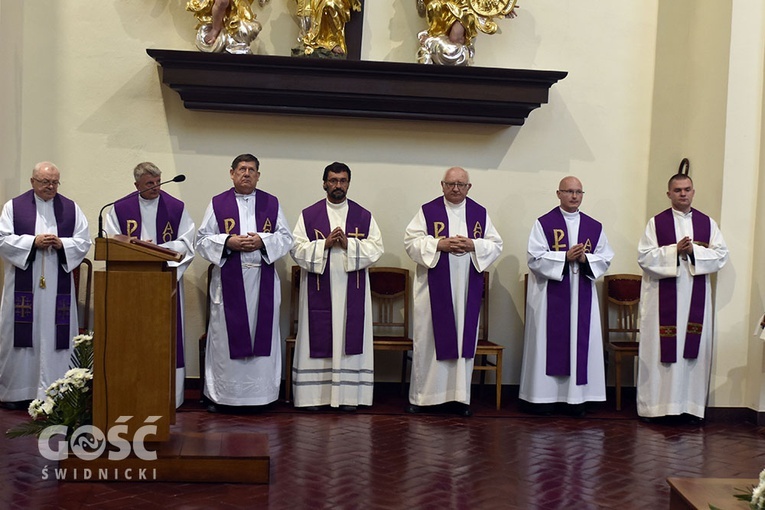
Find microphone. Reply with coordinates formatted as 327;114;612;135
97;175;186;238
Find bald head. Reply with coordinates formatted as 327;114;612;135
441;167;472;205
556;175;584;213
30;161;61;201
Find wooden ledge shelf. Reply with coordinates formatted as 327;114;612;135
146;49;567;125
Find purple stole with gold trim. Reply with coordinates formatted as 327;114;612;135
422;197;485;360
113;191;186;368
538;207;602;385
302;199;371;358
212;188;278;359
654;208;711;363
12;190;75;350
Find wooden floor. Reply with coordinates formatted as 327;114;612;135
2;385;764;510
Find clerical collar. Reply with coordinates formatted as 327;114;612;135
672;207;692;217
138;194;158;204
560;207;579;216
34;193;53;204
443;197;465;209
235;191;256;199
326;199;347;210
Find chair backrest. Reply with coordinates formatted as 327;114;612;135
288;265;301;337
72;258;93;332
368;267;410;339
602;273;642;343
478;271;490;342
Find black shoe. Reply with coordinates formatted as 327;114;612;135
567;403;587;418
339;405;357;412
454;403;472;417
406;404;423;414
303;406;322;412
522;402;554;416
206;403;218;413
684;414;704;426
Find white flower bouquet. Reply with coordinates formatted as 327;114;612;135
6;333;94;439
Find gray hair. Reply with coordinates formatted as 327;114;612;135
32;161;58;178
133;162;161;182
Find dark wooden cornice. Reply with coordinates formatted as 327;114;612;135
146;49;567;126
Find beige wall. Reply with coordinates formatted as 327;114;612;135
3;0;763;409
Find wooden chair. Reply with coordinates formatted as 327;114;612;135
368;267;414;394
284;266;414;401
474;272;505;410
284;265;301;403
602;273;642;411
72;258;93;333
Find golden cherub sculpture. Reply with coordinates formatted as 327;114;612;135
186;0;270;54
416;0;518;66
292;0;362;58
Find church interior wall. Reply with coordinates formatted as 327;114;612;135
4;0;762;410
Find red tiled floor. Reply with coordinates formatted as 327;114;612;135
2;386;764;509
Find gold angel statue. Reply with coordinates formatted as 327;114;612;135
186;0;270;54
416;0;518;65
292;0;362;58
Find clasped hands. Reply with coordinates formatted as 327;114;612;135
566;243;587;263
324;227;348;250
34;234;63;250
226;232;264;252
437;235;475;254
677;236;694;258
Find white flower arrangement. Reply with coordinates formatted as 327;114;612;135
713;469;765;510
750;469;765;509
6;333;94;439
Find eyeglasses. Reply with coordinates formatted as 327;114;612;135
558;189;584;196
442;181;470;189
33;178;61;187
327;178;349;186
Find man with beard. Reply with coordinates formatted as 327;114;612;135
290;162;384;410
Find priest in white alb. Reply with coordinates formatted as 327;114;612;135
196;154;293;410
637;172;728;421
290;162;384;410
404;167;502;417
105;162;195;408
519;176;613;416
0;161;91;408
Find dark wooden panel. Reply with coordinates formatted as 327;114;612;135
146;49;567;125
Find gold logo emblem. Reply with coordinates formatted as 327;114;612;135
552;229;567;251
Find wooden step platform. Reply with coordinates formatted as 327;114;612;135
58;432;269;483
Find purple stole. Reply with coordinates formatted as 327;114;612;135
212;188;279;359
654;208;711;363
12;190;75;350
538;207;602;385
422;197;485;360
113;191;186;368
302;200;371;358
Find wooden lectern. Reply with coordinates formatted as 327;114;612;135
93;235;182;441
60;235;270;483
